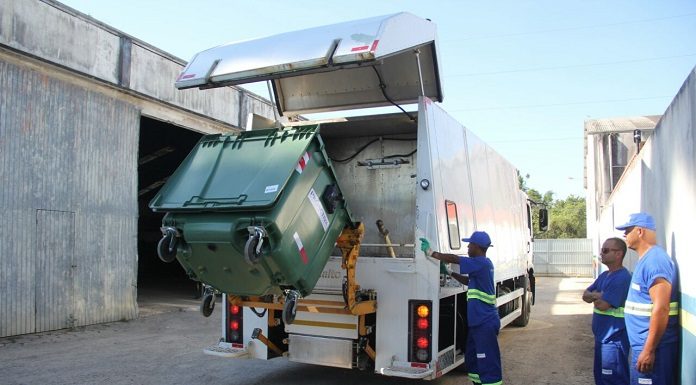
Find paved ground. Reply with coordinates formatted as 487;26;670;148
0;276;594;385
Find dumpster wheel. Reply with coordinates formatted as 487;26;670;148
282;291;299;325
200;293;215;317
244;228;266;265
244;236;264;264
157;228;178;263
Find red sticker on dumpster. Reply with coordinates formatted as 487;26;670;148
295;152;311;174
293;232;309;264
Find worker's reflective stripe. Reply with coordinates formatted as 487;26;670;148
468;289;496;305
593;307;625;318
669;302;679;316
469;372;502;385
624;301;679;317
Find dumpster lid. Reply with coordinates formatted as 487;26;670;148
149;126;321;212
175;12;442;115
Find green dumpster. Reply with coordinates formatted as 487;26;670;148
149;125;353;297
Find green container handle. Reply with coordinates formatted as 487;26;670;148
184;194;248;207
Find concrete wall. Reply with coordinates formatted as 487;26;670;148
584;116;659;259
589;66;696;383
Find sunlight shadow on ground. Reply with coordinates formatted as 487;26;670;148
551;277;594;316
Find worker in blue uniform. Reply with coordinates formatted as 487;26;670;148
616;213;680;385
582;237;632;385
420;231;502;385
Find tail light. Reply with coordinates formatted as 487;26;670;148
408;300;432;363
226;302;243;345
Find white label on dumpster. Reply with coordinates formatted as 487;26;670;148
265;185;279;194
308;188;330;231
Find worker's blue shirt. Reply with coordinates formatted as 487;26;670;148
586;267;632;343
625;246;680;348
459;255;498;327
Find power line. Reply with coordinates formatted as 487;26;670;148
441;12;696;43
448;53;696;77
487;137;583;144
448;95;673;112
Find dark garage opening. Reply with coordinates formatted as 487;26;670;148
137;116;203;307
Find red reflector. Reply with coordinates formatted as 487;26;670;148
370;39;379;52
416;337;429;349
230;305;240;315
411;362;428;368
350;45;369;52
230;320;240;330
417;318;429;330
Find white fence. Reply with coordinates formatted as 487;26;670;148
533;239;594;277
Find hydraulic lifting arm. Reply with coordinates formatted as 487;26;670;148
227;223;376;317
336;223;376;315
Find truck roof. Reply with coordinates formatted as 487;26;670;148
175;12;443;115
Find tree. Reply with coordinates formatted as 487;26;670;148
542;195;586;238
518;171;530;191
518;170;586;239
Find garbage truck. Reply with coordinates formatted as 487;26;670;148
150;12;548;379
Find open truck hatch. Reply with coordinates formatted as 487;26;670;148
175;12;442;115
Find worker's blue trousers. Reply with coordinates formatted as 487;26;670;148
629;342;679;385
465;320;502;385
593;338;629;385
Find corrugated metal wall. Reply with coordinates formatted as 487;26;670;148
0;58;139;337
533;239;594;277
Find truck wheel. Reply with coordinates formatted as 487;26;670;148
512;276;532;327
157;233;177;263
200;293;215;317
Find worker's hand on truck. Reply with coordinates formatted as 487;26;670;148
419;238;433;257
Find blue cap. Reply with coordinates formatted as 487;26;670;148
462;231;493;248
615;212;656;231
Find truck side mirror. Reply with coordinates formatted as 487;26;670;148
539;208;549;232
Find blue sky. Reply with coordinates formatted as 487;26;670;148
59;0;696;199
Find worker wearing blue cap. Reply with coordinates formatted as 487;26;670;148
582;237;632;385
616;213;680;385
420;231;501;385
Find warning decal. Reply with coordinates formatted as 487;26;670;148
295;152;311;174
293;232;309;265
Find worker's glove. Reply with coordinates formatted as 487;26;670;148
440;261;450;275
419;238;433;257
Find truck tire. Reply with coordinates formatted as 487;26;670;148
512;276;532;327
